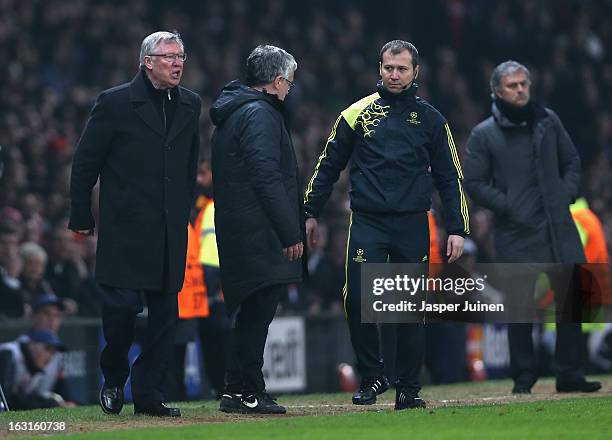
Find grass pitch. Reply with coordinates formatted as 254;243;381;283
1;376;611;439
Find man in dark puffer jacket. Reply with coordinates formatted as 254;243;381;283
210;45;304;415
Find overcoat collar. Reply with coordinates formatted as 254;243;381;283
129;70;195;141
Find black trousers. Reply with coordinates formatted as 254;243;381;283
166;344;187;401
506;244;586;385
99;287;178;405
225;284;284;395
165;319;197;402
345;211;429;390
509;323;584;384
198;301;230;397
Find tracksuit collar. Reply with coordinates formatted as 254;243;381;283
376;80;418;102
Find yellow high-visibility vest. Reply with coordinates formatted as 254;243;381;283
199;200;219;268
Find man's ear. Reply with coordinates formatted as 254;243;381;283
414;65;420;80
273;75;283;90
143;56;153;71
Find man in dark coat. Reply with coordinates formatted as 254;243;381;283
69;31;201;417
464;60;601;394
210;45;303;415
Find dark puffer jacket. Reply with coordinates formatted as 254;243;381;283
210;80;303;313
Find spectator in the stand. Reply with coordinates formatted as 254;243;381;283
12;294;71;408
0;330;74;410
0;152;19;315
19;241;79;315
45;225;88;313
29;293;65;333
0;222;25;318
70;234;102;318
19;242;54;304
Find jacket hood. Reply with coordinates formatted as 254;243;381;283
210;80;282;126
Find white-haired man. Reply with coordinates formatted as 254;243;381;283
69;31;202;417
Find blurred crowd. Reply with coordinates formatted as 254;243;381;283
1;0;612;318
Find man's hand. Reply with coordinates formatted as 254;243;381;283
305;217;319;250
283;242;304;261
446;234;465;263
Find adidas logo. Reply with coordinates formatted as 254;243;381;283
371;380;382;392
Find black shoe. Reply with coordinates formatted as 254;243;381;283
512;374;537;394
219;392;244;413
99;385;124;415
395;388;427;410
134;402;181;417
556;380;602;393
512;385;532;394
240;392;286;414
352;376;390;405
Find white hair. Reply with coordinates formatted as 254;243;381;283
139;31;184;68
19;241;48;264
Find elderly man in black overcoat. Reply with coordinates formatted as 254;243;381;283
464;60;601;394
69;31;201;417
210;45;304;415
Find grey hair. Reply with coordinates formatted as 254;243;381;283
19;241;47;264
245;45;297;87
139;31;184;68
490;60;531;95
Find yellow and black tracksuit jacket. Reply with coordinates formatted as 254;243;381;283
304;82;469;236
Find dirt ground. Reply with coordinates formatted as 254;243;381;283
3;381;612;437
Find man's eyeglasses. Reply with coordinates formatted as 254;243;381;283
283;77;294;89
148;53;187;62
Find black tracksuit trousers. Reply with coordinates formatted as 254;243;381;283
344;211;429;390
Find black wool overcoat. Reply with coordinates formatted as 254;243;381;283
69;71;202;292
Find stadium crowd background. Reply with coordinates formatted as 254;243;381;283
1;0;611;317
